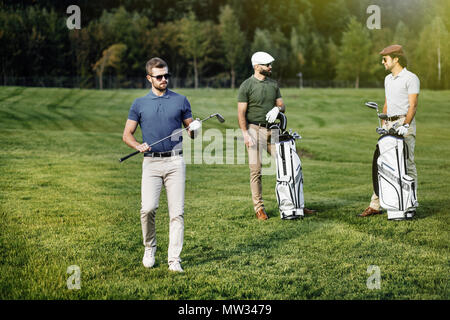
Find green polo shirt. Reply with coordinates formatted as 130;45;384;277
237;76;282;123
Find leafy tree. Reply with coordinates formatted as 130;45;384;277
250;28;290;81
392;20;418;64
0;6;71;80
289;27;306;77
178;12;213;88
291;9;328;81
414;16;449;89
326;38;338;80
218;5;246;89
336;16;373;88
368;26;393;83
92;43;127;90
147;21;185;84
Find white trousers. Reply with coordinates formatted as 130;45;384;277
140;155;185;265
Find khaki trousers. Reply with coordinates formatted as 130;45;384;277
370;118;417;210
247;124;276;212
140;155;185;265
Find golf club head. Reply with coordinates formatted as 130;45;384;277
376;127;388;135
378;113;388;120
213;113;225;123
365;102;379;111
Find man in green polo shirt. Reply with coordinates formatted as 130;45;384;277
237;52;315;220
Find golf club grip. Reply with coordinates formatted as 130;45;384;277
119;150;140;162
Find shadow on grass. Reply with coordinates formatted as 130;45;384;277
186;214;326;268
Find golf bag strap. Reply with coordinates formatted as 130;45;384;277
372;144;380;197
404;141;409;161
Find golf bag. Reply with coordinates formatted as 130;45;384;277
272;113;305;219
372;132;418;220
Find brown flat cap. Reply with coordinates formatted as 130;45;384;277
379;44;404;55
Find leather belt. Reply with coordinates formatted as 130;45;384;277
248;121;270;128
386;115;406;121
144;150;183;158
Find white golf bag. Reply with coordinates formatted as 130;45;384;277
272;114;305;219
373;133;418;220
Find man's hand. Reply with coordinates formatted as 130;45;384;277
265;106;280;123
396;123;409;136
135;142;150;153
243;131;255;147
188;119;202;132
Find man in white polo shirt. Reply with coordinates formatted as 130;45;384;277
360;44;420;218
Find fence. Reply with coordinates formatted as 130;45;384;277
1;76;383;89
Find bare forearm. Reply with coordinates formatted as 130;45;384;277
238;111;248;133
123;132;140;150
405;94;418;125
405;105;417;125
275;98;285;113
237;103;248;133
382;101;387;127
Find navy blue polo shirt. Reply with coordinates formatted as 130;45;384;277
128;89;192;152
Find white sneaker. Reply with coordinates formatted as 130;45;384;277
142;247;156;268
168;261;184;273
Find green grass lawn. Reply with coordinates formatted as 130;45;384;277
0;86;449;299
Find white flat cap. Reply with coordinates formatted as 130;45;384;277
251;51;275;66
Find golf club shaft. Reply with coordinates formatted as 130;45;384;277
119;113;223;162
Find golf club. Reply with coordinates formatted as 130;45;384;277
375;113;389;134
119;113;225;162
364;101;382;128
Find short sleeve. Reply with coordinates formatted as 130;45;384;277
128;100;140;122
237;82;248;103
182;97;192;120
276;86;282;99
407;74;420;94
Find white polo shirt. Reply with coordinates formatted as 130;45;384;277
384;67;420;116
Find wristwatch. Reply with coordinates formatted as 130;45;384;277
403;123;410;128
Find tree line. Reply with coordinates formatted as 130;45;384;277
1;0;448;89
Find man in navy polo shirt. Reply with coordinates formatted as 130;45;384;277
122;57;201;272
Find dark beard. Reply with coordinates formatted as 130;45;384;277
153;82;168;93
260;69;272;77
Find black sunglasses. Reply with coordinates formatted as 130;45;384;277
260;63;272;67
150;73;171;81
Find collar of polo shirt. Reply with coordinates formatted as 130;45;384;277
148;89;171;99
392;67;407;79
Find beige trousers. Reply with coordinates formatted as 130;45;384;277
247;124;276;212
370;118;417;210
140;155;185;265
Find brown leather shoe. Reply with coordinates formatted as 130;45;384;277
255;208;269;220
359;207;382;217
303;208;316;215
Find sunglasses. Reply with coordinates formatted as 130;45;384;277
260;63;272;67
150;73;171;81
